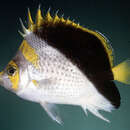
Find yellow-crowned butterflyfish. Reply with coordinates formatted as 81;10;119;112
0;7;130;124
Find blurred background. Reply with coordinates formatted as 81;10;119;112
0;0;130;130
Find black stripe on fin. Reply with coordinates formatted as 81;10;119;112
93;80;121;108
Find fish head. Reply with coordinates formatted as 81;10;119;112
0;50;30;92
0;60;20;92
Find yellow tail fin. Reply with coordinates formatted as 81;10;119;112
112;60;130;85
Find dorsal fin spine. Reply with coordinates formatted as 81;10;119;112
19;8;114;67
28;8;34;30
36;7;44;27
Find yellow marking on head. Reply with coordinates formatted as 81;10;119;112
19;40;39;69
7;60;19;90
32;80;38;87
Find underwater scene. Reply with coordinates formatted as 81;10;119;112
0;0;130;130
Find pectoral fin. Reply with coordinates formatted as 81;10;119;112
32;79;55;88
40;102;63;125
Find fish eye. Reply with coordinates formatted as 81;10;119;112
7;66;16;76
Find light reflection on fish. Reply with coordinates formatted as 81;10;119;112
0;6;130;124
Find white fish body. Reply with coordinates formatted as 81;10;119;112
15;33;113;123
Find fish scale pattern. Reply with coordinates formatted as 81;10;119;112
25;33;87;98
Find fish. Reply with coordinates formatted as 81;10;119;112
0;6;130;124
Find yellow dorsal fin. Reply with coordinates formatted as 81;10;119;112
28;8;34;30
66;18;72;25
53;14;60;23
112;60;130;84
36;6;44;27
24;7;114;67
94;31;113;67
45;11;53;22
60;16;65;23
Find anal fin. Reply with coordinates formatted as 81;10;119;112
40;102;63;125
